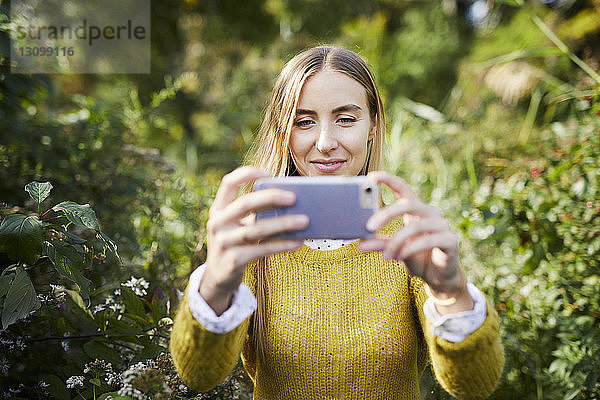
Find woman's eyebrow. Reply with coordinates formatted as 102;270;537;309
295;109;316;116
332;104;362;113
295;104;363;116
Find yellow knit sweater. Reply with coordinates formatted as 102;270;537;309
170;225;504;399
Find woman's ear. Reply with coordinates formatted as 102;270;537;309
368;115;377;141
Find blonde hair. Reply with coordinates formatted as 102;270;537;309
246;46;386;361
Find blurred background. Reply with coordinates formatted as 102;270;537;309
0;0;599;399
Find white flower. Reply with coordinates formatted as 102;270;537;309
123;276;150;296
38;381;50;388
0;357;10;375
105;371;121;386
93;304;106;313
65;375;84;389
178;384;188;393
103;295;123;313
118;381;147;400
14;339;26;351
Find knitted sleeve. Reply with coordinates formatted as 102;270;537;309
411;276;505;400
169;289;252;392
169;262;258;392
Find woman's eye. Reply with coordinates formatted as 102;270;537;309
295;119;314;127
338;117;356;125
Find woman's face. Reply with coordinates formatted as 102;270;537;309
289;70;375;177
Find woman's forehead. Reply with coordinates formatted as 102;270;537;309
297;71;368;111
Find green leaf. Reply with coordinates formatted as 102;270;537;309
39;374;71;400
0;214;44;264
43;241;92;304
89;378;102;387
99;231;121;264
65;289;94;320
121;286;145;317
52;201;100;231
64;231;88;244
98;392;129;400
2;267;41;329
83;340;122;366
494;0;522;6
106;318;143;336
132;342;164;363
24;181;53;204
0;275;12;297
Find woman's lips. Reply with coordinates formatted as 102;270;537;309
311;160;346;172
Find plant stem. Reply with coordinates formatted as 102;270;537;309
510;0;600;84
40;208;53;218
29;331;168;342
528;13;600;85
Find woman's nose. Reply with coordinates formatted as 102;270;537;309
316;125;338;153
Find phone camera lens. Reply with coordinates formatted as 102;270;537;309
365;187;372;193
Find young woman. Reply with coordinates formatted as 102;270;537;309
170;46;504;399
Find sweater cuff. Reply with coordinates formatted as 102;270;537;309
187;263;257;334
423;282;487;343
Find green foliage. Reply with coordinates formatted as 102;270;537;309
1;266;40;329
0;214;44;265
1;0;599;398
386;25;600;398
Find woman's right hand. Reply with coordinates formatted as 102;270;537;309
199;166;309;315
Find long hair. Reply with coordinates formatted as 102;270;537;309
245;46;387;361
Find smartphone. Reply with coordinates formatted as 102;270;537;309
254;176;379;239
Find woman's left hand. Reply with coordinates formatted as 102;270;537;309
359;171;473;313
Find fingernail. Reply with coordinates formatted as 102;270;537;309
295;215;309;226
366;219;378;232
281;191;295;202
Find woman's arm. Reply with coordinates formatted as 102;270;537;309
169;286;253;392
170;166;308;391
412;277;505;400
360;171;504;398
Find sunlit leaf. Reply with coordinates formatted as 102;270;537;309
0;214;44;264
0;275;13;297
24;181;53;204
99;231;121;264
52;201;100;231
64;289;94;320
399;97;445;123
2;267;41;329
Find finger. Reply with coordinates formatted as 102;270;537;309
213;188;297;227
366;200;440;232
358;237;388;252
367;171;419;202
394;231;458;263
382;217;449;260
216;215;309;247
211;166;270;213
228;240;304;268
